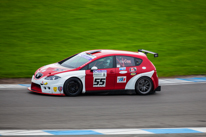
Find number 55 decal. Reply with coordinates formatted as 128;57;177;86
93;78;106;87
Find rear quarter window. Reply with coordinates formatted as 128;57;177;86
135;58;143;66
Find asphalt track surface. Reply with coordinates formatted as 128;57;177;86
0;83;206;137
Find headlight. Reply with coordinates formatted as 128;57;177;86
45;76;61;80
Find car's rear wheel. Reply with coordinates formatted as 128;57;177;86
63;78;82;96
135;76;154;95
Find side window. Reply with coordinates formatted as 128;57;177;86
135;58;142;66
89;56;114;69
116;56;135;67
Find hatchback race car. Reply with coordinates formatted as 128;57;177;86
28;49;161;96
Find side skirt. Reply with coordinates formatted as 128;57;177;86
84;90;136;95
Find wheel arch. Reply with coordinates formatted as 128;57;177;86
64;76;83;86
125;70;154;90
135;76;154;95
135;76;154;90
63;77;84;95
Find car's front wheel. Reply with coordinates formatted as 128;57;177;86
63;78;82;96
135;76;154;95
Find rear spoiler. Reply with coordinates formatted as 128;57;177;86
138;49;158;57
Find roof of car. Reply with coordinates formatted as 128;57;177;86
85;49;147;58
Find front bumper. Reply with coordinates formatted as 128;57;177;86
28;75;65;96
28;87;65;96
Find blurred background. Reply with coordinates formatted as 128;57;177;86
0;0;205;78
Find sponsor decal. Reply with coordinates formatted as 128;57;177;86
42;69;46;72
58;86;63;92
119;67;126;70
40;81;44;85
93;70;107;77
41;81;48;85
130;72;137;76
119;71;127;74
142;67;146;69
117;64;121;67
53;68;65;72
129;67;137;72
120;59;131;64
53;87;57;92
78;53;96;61
117;76;126;83
93;78;106;87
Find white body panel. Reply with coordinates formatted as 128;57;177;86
125;70;154;90
57;70;86;93
31;70;86;94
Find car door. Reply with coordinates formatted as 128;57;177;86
115;55;137;90
85;56;116;91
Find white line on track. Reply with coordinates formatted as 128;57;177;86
0;127;206;135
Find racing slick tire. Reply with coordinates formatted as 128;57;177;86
63;78;83;96
135;76;154;95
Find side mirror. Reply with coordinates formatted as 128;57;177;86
91;66;98;71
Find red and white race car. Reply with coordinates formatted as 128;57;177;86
28;49;161;96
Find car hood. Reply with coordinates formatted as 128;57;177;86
34;63;75;79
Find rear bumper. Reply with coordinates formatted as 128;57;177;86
155;86;161;91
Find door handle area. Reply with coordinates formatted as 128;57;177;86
110;70;115;73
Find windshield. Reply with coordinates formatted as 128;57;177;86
60;53;96;68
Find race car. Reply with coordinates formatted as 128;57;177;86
28;49;161;96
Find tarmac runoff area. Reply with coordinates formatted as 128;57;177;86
0;76;206;136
